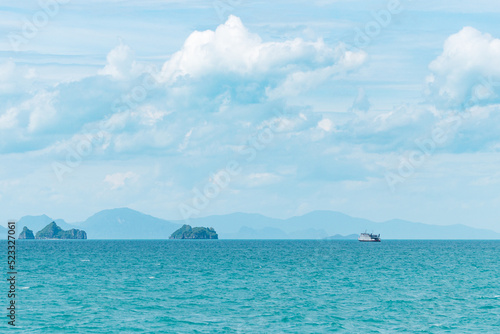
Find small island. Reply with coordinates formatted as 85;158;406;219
169;225;218;239
19;226;35;239
35;222;87;239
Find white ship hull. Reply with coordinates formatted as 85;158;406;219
358;233;381;242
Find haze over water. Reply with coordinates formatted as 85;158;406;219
6;240;500;333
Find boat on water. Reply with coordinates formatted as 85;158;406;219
358;232;381;242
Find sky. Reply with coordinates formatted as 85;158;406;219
1;0;500;232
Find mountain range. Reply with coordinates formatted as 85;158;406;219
4;208;500;240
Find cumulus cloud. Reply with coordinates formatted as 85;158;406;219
317;118;333;132
0;15;368;159
159;15;366;99
267;44;365;99
104;171;138;189
0;90;59;152
427;27;500;107
27;91;59;133
161;16;335;80
98;42;143;80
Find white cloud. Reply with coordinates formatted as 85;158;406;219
178;128;193;152
0;60;36;94
427;27;500;106
0;90;58;133
0;15;370;155
27;91;59;133
266;44;366;99
317;118;333;132
159;15;366;99
245;173;281;187
104;171;138;189
134;105;170;126
266;66;333;100
0;107;19;130
98;42;143;80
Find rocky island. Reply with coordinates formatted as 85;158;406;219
35;222;87;239
19;226;35;239
169;225;218;239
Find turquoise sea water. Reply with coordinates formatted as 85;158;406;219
2;240;500;333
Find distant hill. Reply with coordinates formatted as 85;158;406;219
0;225;7;237
184;213;282;235
183;210;500;240
220;226;329;239
12;208;500;240
78;208;180;239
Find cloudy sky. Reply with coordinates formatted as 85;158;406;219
1;0;500;231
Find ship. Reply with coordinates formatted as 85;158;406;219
358;232;381;242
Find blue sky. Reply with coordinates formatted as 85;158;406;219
1;0;500;232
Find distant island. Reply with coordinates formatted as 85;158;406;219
169;225;218;239
19;226;35;239
19;222;87;240
36;222;87;239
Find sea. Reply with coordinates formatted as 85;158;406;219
2;240;499;333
